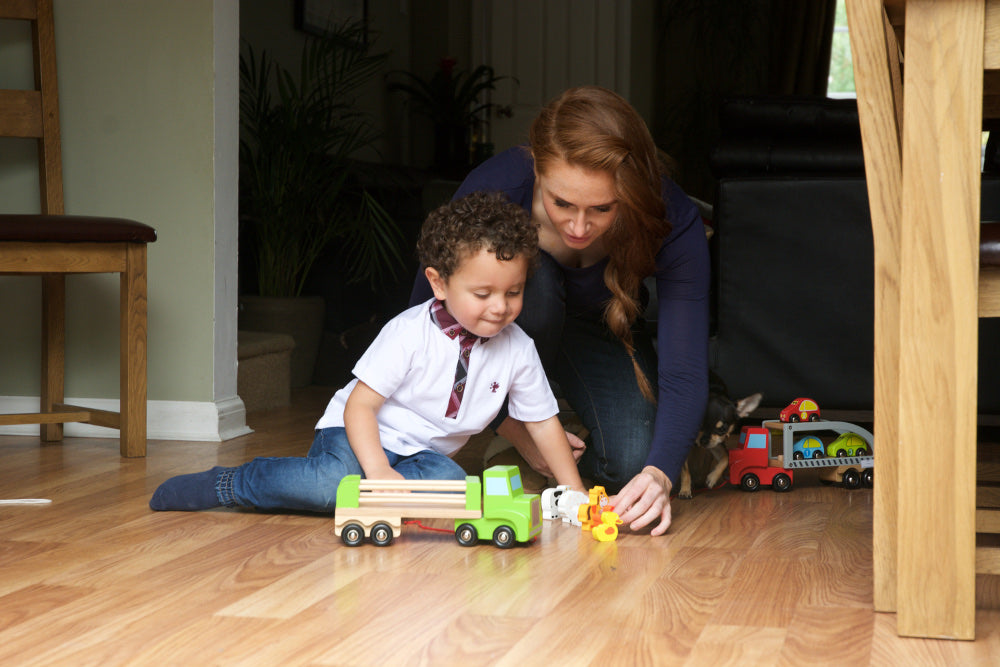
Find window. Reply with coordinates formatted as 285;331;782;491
831;0;991;162
827;0;855;98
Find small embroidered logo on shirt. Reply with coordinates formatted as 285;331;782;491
490;382;500;393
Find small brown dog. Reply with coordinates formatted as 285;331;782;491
678;375;762;499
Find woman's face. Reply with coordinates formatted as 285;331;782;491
535;158;618;250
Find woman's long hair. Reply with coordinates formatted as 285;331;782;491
529;86;671;402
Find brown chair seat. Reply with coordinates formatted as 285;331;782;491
0;215;157;243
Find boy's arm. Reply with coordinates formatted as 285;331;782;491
343;381;404;481
521;416;586;492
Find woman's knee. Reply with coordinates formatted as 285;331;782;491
580;425;651;491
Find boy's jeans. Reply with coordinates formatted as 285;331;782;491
221;427;467;512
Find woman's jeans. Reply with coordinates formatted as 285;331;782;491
220;427;468;512
517;253;657;492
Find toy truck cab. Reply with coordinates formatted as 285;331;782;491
729;425;793;492
456;465;542;547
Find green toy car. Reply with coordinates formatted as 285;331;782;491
826;432;870;458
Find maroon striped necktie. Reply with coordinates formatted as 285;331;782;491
430;300;481;419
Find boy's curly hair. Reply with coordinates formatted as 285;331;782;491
416;191;538;280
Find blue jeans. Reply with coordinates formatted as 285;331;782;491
220;427;468;512
517;253;657;492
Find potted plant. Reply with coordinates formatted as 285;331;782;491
239;21;403;386
387;57;512;178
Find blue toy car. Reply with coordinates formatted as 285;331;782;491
792;435;826;460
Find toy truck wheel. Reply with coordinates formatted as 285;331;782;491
862;469;874;488
772;473;792;492
842;469;861;490
341;523;365;547
370;522;394;547
455;523;478;547
740;473;761;492
492;525;515;549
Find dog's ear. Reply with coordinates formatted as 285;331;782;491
736;392;763;418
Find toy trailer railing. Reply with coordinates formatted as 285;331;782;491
334;476;483;542
762;420;875;471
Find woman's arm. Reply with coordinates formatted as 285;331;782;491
613;182;710;535
647;182;711;488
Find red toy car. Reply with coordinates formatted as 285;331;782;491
779;398;821;423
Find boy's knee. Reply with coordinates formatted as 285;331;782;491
395;451;467;481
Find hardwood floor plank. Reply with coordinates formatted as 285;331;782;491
216;549;369;619
683;624;787;666
778;606;874;664
118;616;283;667
423;614;537;666
0;583;94;631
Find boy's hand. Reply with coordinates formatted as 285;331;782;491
365;466;407;493
365;466;406;482
610;466;673;536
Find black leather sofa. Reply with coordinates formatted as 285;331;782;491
708;96;1000;415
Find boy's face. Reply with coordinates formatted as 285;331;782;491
425;248;528;338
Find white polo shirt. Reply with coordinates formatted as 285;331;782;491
315;299;558;457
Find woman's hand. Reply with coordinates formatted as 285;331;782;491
610;465;673;536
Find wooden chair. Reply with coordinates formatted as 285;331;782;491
847;0;1000;640
0;0;156;457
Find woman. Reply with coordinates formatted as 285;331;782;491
410;86;709;535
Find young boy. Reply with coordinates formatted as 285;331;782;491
150;191;585;512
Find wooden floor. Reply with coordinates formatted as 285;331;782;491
1;388;999;666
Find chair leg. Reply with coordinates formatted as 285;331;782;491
40;273;65;442
120;244;148;457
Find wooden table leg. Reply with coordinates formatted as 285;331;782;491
896;0;983;640
846;0;903;615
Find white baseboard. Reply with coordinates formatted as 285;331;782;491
0;395;252;442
